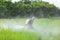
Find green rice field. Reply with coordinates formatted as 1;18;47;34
0;18;60;40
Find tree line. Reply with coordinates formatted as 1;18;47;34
0;0;60;18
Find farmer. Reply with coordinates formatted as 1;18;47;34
25;16;35;29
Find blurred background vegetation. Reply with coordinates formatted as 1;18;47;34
0;0;60;18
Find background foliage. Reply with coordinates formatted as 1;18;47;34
0;0;60;18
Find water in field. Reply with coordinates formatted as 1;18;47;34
0;19;60;40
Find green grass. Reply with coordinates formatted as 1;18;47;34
0;29;60;40
0;18;60;27
0;29;38;40
33;18;60;27
0;18;60;40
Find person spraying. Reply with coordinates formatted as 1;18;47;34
25;16;35;29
